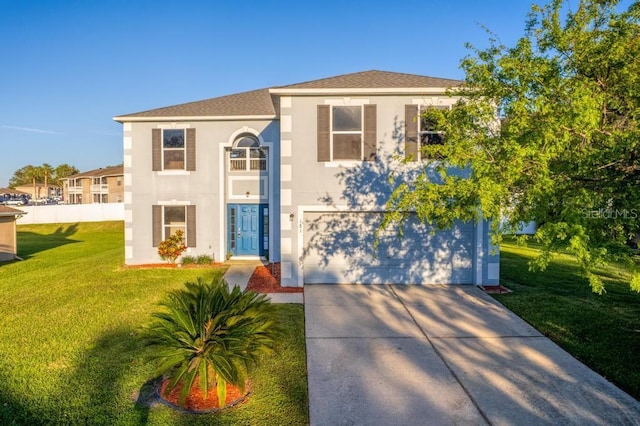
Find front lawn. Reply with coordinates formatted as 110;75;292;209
496;238;640;401
0;222;308;425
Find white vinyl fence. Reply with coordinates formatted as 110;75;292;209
16;203;125;225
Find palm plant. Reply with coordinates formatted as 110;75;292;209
143;276;281;408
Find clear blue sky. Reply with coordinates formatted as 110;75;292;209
0;0;539;186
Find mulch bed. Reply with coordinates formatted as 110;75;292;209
123;263;226;270
246;262;303;293
158;378;249;413
480;285;513;294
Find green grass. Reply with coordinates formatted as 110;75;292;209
0;222;308;425
495;237;640;401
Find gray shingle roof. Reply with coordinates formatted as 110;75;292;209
115;70;462;120
277;70;463;89
115;88;276;120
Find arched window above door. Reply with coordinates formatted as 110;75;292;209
229;134;267;171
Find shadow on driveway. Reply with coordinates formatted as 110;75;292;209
305;284;640;425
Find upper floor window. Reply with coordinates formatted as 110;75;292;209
405;104;449;161
332;106;362;160
420;105;448;149
163;129;186;170
229;134;267;171
317;104;377;162
152;128;196;172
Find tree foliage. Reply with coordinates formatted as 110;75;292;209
8;163;80;188
385;0;640;293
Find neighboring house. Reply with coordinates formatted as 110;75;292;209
114;70;499;286
0;206;25;261
62;166;124;204
13;183;62;200
0;188;29;205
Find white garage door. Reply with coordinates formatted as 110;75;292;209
303;212;474;284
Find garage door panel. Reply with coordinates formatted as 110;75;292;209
303;212;473;284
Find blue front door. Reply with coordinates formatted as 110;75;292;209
228;204;266;256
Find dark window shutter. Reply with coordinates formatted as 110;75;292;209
152;205;162;247
405;105;419;161
363;104;377;161
186;128;196;171
152;129;162;171
186;205;196;247
317;105;330;162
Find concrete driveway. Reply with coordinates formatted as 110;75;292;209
305;284;640;425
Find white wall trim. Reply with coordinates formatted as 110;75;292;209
270;87;459;95
280;96;292;108
114;115;276;123
281;115;292;132
227;176;269;201
323;98;371;106
156;170;191;176
155;123;192;129
219;131;275;262
157;200;192;206
227;126;266;145
475;217;484;285
218;142;229;261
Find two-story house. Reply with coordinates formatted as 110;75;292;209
114;70;499;287
63;166;124;204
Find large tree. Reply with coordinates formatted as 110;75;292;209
52;164;79;185
8;163;79;188
384;0;640;293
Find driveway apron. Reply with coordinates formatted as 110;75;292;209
305;284;640;426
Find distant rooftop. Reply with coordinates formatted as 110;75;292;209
65;165;124;180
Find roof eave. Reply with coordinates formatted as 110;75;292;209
0;212;26;217
268;87;462;95
113;114;278;123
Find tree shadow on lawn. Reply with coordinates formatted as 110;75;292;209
16;223;81;260
0;354;50;425
0;327;155;425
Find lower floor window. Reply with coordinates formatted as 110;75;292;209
153;204;196;248
164;206;186;240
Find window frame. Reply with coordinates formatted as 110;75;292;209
228;134;268;172
418;105;450;160
162;128;187;171
330;105;364;161
163;205;187;241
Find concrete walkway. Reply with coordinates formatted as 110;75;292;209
305;284;640;425
222;261;303;304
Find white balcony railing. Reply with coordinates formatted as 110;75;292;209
68;187;82;194
90;184;109;193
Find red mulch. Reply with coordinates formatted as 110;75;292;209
159;378;248;412
246;262;303;293
480;285;513;294
123;263;226;270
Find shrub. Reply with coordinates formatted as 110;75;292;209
181;255;197;265
196;254;213;265
157;230;187;264
143;276;281;407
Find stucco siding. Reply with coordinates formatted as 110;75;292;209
126;120;280;265
280;94;478;286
